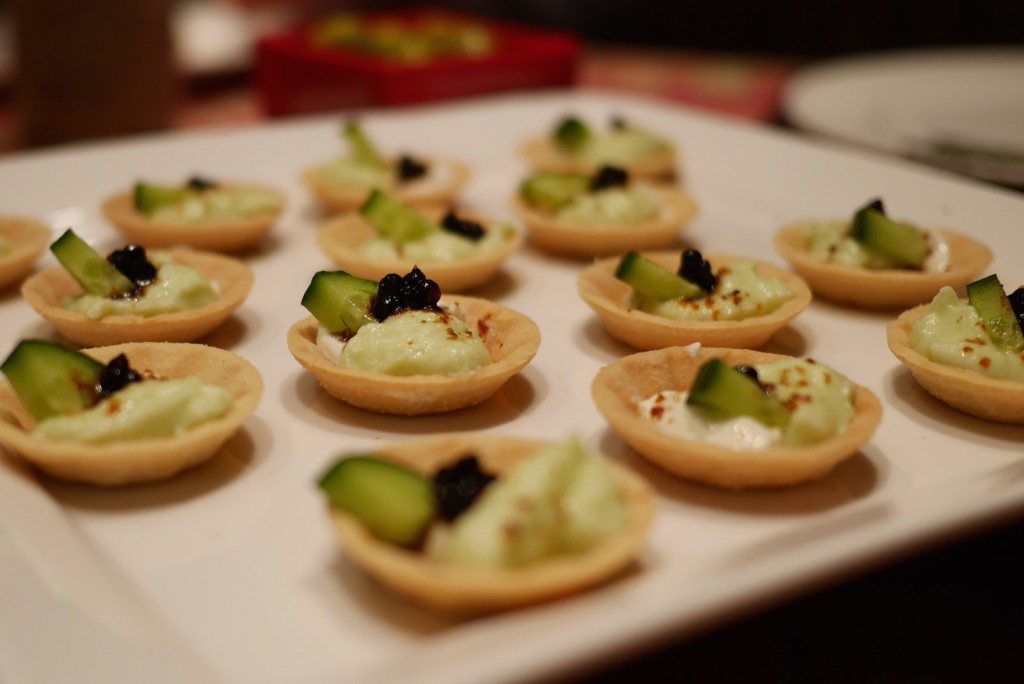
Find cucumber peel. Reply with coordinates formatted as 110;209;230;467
359;190;439;242
686;359;791;429
519;172;590;211
553;116;591;153
850;200;928;268
967;274;1024;353
318;455;436;547
301;270;378;336
134;182;190;214
50;228;136;297
1;340;103;421
342;121;386;169
615;251;703;300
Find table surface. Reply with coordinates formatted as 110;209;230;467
1;44;1021;683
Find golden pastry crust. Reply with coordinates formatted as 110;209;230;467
519;137;677;182
0;216;50;290
21;248;253;347
591;346;882;489
887;304;1024;423
510;185;698;259
287;295;540;415
302;156;470;212
325;434;655;615
315;210;523;292
774;224;992;309
0;342;263;486
101;184;285;253
577;252;812;351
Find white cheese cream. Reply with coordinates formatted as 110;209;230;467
638;390;783;450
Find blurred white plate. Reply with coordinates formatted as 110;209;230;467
783;47;1024;186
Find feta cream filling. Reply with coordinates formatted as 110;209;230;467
804;220;950;272
149;186;282;223
358;221;514;262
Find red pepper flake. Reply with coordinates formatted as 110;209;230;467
963;346;974;354
980;357;992;369
649;406;665;419
106;397;121;415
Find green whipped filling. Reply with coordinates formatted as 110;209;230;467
909;286;1024;382
0;235;14;256
149;186;282;223
755;358;856;446
425;437;626;567
333;308;491;375
803;220;949;272
32;377;233;443
572;128;669;165
631;262;794;322
556;186;659;224
62;252;217;319
358;222;515;262
314;157;394;190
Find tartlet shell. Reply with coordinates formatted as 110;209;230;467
0;216;50;290
592;346;883;489
101;184;286;253
887;304;1024;423
326;434;655;614
21;248;254;347
302;156;470;212
774;224;992;309
519;138;677;182
287;295;541;415
0;342;263;485
577;252;812;351
315;210;523;292
510;185;698;258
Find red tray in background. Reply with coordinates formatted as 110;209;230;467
255;9;580;117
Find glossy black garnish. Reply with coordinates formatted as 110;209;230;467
396;154;428;182
433;454;497;521
440;210;485;241
590;165;629;191
371;267;441;321
1009;287;1024;334
678;249;717;293
95;354;142;399
735;365;761;385
107;244;157;286
186;176;218;191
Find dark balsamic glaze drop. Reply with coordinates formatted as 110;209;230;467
433;455;497;521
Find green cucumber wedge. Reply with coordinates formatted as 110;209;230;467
318;456;436;547
1;340;103;421
615;251;703;300
134;182;189;215
50;228;136;297
301;270;378;336
342;121;386;168
686;359;791;429
553;116;591;152
359;190;439;243
967;274;1024;353
850;202;928;268
519;171;589;211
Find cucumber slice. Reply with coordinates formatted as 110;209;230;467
553;116;591;152
1;340;103;421
519;172;590;211
359;190;439;242
967;274;1024;352
318;456;436;547
50;228;136;297
615;251;703;300
686;359;791;429
134;182;189;215
850;203;928;268
301;270;378;336
342;121;386;168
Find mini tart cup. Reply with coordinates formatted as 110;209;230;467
315;210;523;293
887;304;1024;423
101;184;286;253
510;186;698;259
592;347;883;489
21;248;254;347
302;157;470;212
519;138;677;182
774;224;992;309
326;434;655;614
0;342;263;486
287;296;541;415
0;216;50;290
577;252;812;351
